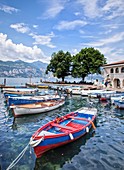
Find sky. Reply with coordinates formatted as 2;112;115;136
0;0;124;64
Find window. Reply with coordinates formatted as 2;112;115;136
121;67;124;73
110;68;114;73
115;68;119;73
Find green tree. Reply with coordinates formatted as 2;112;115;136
72;47;106;82
46;50;72;82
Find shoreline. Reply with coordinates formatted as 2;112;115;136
1;81;124;93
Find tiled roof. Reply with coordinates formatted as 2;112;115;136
103;60;124;66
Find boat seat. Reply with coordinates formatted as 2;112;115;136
67;116;90;122
51;123;76;131
38;130;56;136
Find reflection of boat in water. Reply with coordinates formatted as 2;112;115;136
34;129;95;170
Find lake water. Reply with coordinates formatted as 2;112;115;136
0;78;124;170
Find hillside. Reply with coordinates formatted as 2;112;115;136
0;60;48;78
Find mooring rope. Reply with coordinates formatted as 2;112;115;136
6;143;30;170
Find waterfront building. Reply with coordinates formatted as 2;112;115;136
102;60;124;89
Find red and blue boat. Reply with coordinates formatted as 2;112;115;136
30;107;97;158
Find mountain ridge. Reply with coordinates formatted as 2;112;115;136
0;60;48;78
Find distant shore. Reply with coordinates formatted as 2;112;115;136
1;81;124;93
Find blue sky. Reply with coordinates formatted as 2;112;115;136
0;0;124;64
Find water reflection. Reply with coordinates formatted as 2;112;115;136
0;91;124;170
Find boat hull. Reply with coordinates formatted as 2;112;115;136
8;95;64;106
34;127;89;158
11;100;65;117
114;100;124;109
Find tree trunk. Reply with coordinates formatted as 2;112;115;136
82;76;85;82
62;77;64;82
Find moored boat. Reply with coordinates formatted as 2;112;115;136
82;89;104;97
3;88;39;99
110;95;124;104
8;94;65;106
29;107;97;158
114;98;124;109
10;99;65;117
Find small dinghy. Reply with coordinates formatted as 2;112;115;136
8;94;64;106
30;107;97;158
10;99;65;117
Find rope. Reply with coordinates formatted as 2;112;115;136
29;136;44;147
6;143;29;170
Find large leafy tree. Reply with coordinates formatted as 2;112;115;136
46;50;72;82
72;47;106;82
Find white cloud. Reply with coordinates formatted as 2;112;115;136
82;32;124;47
77;0;101;18
97;46;124;63
102;0;124;20
0;5;19;14
55;20;87;30
33;25;38;29
30;32;56;48
74;12;81;16
10;23;30;34
42;0;65;19
0;33;50;63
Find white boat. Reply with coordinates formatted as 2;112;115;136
88;90;117;99
67;86;83;95
111;95;124;104
2;87;38;93
10;99;65;117
114;98;124;109
81;89;104;97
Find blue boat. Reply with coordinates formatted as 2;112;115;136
30;107;97;158
3;88;39;99
7;94;65;106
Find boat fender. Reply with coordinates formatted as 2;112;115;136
10;105;16;109
69;133;74;140
86;127;89;133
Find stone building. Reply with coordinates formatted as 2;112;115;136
102;60;124;89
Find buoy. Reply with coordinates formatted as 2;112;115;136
86;127;89;133
69;133;74;140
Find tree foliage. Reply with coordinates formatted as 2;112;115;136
46;50;72;81
45;47;106;82
71;47;106;82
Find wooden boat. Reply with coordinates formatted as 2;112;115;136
37;85;49;89
81;89;104;97
67;86;83;95
8;94;65;106
110;95;124;104
3;88;39;99
10;99;65;117
99;90;117;101
87;90;117;100
2;87;38;93
114;98;124;109
29;107;97;158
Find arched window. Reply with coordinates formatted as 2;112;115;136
121;67;124;73
110;68;114;73
115;68;119;73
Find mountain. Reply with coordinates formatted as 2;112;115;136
0;60;48;78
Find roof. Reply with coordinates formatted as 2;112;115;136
103;60;124;67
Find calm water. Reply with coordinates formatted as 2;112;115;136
0;78;124;170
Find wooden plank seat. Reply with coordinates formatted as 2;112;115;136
51;123;76;131
67;116;96;130
67;116;91;122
